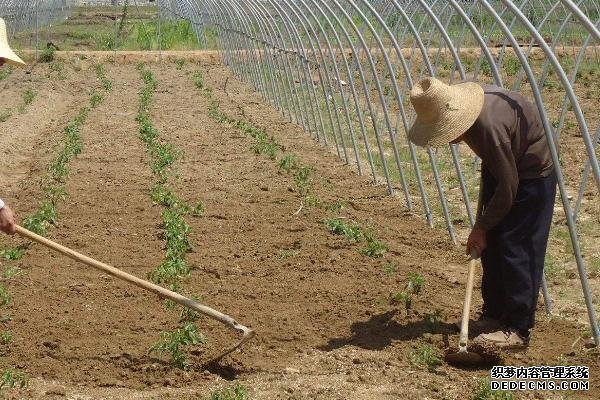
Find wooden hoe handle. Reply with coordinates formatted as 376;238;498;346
458;252;479;352
15;225;255;360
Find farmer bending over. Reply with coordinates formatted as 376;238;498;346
408;77;556;350
0;17;26;235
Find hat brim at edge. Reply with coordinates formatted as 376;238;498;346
408;82;485;148
0;48;26;67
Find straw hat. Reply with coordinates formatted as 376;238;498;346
408;77;484;147
0;18;26;67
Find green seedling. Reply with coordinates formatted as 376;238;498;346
252;137;279;160
49;60;63;73
294;166;313;195
393;272;425;313
148;257;190;285
22;89;36;107
408;272;425;294
0;284;12;306
40;45;56;62
279;154;299;173
208;383;249;400
0;248;24;261
360;231;388;258
192;201;206;217
180;301;201;323
162;208;192;256
150;322;206;370
0;109;12;122
90;91;104;108
44;186;68;204
325;200;346;213
408;343;442;372
425;309;445;331
0;367;28;390
3;266;22;280
193;71;205;89
472;377;516;400
0;65;13;81
0;331;12;345
175;58;186;70
393;291;412;312
305;194;322;208
151;184;177;207
325;218;363;242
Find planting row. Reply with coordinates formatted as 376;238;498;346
135;64;206;370
0;63;113;393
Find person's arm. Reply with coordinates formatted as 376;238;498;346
0;199;16;235
474;136;519;231
467;126;519;256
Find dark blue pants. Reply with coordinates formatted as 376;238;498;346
480;167;557;338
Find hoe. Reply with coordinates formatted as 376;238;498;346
14;225;255;362
445;251;487;366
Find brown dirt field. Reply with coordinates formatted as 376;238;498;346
0;59;597;399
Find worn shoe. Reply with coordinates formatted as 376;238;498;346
473;329;529;351
454;316;501;335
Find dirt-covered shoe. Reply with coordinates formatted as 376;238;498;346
454;316;501;335
473;329;529;351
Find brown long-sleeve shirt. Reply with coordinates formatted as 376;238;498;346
464;85;554;231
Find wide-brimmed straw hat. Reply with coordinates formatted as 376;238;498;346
0;18;26;67
408;77;484;147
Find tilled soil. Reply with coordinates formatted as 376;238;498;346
0;60;597;399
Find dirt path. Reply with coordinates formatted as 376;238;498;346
0;62;596;399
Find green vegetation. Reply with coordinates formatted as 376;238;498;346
0;248;25;261
137;66;205;369
360;231;389;258
207;383;249;400
408;343;442;372
18;89;37;113
325;218;363;241
472;377;516;400
0;367;28;390
150;322;206;370
192;201;206;217
90;91;104;108
0;331;12;345
393;272;425;313
0;66;13;81
0;285;12;306
0;109;13;123
39;45;56;62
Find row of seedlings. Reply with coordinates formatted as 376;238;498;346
190;67;451;377
136;64;205;370
0;64;113;392
192;68;390;260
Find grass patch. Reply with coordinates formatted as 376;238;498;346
0;66;13;81
393;272;425;313
0;248;25;261
39;46;56;62
0;109;13;123
0;367;28;390
472;377;516;400
408;343;442;372
325;218;363;241
207;383;249;400
150;322;206;370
